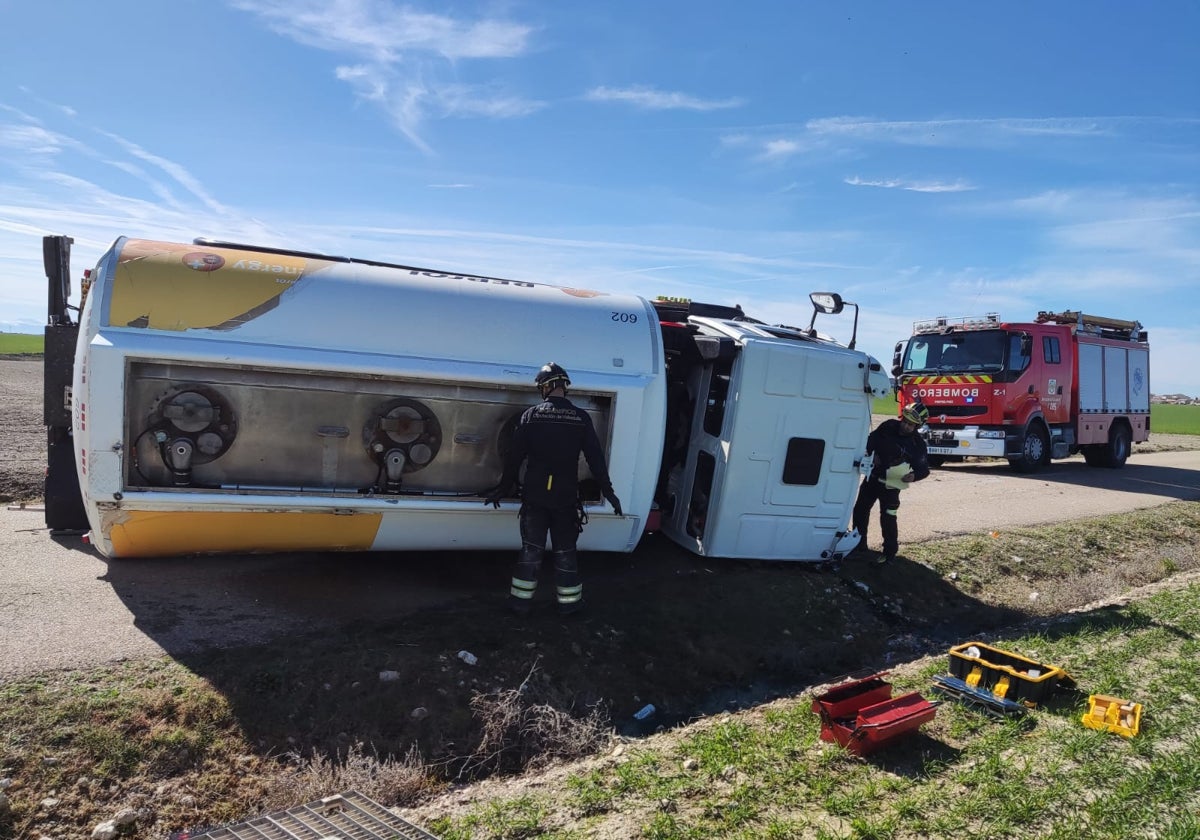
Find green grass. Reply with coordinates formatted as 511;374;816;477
871;396;1200;435
0;332;43;354
432;581;1200;839
1151;402;1200;435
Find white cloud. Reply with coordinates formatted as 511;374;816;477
228;0;532;61
1006;190;1200;268
845;175;975;193
585;86;743;112
807;116;1112;147
0;124;72;155
760;139;801;161
230;0;538;151
434;84;543;119
96;131;230;215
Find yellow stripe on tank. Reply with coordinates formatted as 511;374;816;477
107;239;326;331
106;510;383;558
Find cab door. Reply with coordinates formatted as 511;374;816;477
1037;326;1072;425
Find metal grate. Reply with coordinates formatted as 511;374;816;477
173;791;439;840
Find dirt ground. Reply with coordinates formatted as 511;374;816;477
0;358;44;503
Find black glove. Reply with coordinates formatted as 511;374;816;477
603;489;623;517
484;483;512;509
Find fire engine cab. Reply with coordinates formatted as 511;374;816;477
892;310;1150;472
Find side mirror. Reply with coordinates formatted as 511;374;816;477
809;292;844;315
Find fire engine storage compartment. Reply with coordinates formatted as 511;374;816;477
1076;341;1151;422
811;671;938;755
945;642;1072;708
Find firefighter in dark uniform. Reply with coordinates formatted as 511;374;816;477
851;400;931;564
486;363;622;615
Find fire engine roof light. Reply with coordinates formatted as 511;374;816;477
913;313;1002;334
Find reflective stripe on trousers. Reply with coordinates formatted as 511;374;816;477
509;543;542;604
553;549;582;605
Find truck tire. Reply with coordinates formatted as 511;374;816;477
927;454;946;468
1104;423;1131;469
1082;445;1108;467
1008;422;1050;473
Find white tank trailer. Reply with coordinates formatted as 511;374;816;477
41;235;890;561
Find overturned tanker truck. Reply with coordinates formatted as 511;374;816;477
41;235;890;560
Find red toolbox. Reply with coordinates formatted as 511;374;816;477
812;671;939;755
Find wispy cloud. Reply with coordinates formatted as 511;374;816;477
728;115;1197;163
1009;190;1200;266
0;124;75;156
845;175;975;193
760;139;802;161
230;0;540;152
228;0;532;60
97;130;231;216
808;116;1112;146
585;85;744;112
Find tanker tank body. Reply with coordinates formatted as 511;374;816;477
71;237;665;558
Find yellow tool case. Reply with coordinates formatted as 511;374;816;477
944;641;1073;708
1081;694;1142;737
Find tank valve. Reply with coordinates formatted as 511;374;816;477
165;437;195;486
383;448;406;493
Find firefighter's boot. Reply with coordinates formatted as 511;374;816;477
553;549;583;615
509;543;543;615
879;506;900;564
850;486;875;555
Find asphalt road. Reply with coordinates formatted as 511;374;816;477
3;449;1199;678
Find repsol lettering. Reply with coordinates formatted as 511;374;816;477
408;270;534;288
912;387;980;398
232;259;302;274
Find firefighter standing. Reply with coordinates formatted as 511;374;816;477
851;401;931;564
485;363;622;615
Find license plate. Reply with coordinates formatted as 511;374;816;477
928;445;959;455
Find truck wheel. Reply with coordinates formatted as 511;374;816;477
1104;424;1131;469
927;454;946;468
1009;423;1049;473
1082;446;1108;467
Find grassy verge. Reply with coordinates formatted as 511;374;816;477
0;334;43;355
1151;403;1200;435
429;582;1200;839
870;397;1200;435
2;502;1199;839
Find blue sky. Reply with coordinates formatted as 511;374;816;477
2;1;1198;394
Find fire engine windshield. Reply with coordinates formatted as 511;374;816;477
902;330;1007;374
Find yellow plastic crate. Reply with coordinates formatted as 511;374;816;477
948;641;1071;708
1081;694;1142;738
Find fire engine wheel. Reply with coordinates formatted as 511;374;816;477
1084;424;1132;468
1105;424;1131;468
1008;423;1050;473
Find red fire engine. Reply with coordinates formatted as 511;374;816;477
892;310;1150;472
